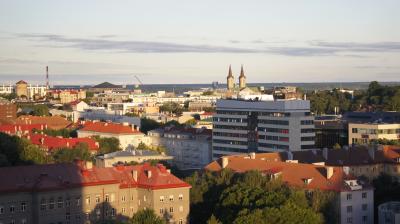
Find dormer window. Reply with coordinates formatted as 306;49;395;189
303;178;313;185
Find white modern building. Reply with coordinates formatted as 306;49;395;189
0;84;13;94
148;127;212;170
212;99;315;159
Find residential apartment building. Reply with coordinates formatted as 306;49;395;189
148;127;212;170
95;150;173;168
0;162;190;224
205;153;374;224
0;84;13;94
349;123;400;145
212;99;315;159
378;201;400;224
0;100;17;120
49;90;86;104
77;121;148;149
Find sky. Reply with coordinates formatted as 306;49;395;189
0;0;399;85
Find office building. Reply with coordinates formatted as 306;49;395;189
212;99;314;159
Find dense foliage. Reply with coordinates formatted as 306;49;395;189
140;118;162;134
308;81;400;114
185;170;337;224
128;209;166;224
93;136;121;154
0;133;48;166
33;128;77;138
373;174;400;223
52;143;92;163
159;102;183;116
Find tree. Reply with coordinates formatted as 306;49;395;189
129;209;166;224
140;118;161;134
32;104;50;116
185;118;197;126
207;214;221;224
93;136;121;154
52;143;92;163
159;102;183;116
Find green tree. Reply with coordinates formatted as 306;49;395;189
52;143;92;163
93;136;121;154
32;104;50;116
129;209;166;224
207;214;221;224
140;118;161;134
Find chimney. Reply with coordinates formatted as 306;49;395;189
221;157;229;168
368;147;375;161
249;152;256;159
131;170;138;181
85;161;93;170
323;148;328;160
326;166;334;179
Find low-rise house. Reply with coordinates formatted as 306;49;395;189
77;121;149;149
149;127;212;170
16;115;72;130
0;123;47;136
27;134;99;153
95;149;173;168
206;153;374;224
0;161;190;224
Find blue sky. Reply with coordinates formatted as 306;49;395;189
0;0;399;85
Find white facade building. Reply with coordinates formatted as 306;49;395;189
27;84;48;99
212;99;315;159
148;127;212;170
0;84;13;94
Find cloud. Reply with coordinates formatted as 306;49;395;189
311;41;400;52
14;33;400;57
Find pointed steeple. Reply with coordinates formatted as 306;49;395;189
239;64;246;89
227;64;233;78
239;64;245;78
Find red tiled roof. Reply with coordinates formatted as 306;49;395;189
0;124;46;135
0;162;190;193
28;134;99;151
16;115;72;130
79;121;143;135
205;154;364;192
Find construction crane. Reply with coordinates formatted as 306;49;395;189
134;75;143;89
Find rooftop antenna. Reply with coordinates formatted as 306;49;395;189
46;66;49;89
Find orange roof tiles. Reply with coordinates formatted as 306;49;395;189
80;121;143;135
205;154;368;192
16;115;72;130
0;162;190;193
28;134;99;151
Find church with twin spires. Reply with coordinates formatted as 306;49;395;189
226;65;246;91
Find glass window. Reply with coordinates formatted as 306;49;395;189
362;192;367;199
179;194;183;200
40;199;46;211
85;197;90;205
9;205;15;213
58;197;63;208
169;195;174;202
170;207;174;213
346;194;352;200
160;196;164;202
49;198;55;209
21;202;27;212
347;206;352;213
95;195;101;203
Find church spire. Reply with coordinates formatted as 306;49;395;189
239;64;245;78
227;64;233;78
239;64;246;89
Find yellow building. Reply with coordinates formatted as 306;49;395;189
349;123;400;145
238;65;246;89
15;80;28;98
0;161;190;224
226;65;234;91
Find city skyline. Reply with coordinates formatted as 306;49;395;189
1;0;400;84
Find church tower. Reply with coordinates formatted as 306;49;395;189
239;64;246;89
227;65;234;90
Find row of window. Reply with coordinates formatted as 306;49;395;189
301;120;314;125
352;128;400;134
259;135;289;142
258;143;289;150
346;203;369;213
258;119;289;126
216;110;249;115
301;144;314;149
346;192;368;200
0;202;27;214
159;194;184;202
213;147;249;153
301;136;315;141
213;132;248;138
257;127;289;134
301;128;314;133
213;117;247;123
213;125;249;131
259;112;291;117
159;206;184;214
213;139;248;146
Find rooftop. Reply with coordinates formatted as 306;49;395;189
0;162;190;193
79;121;143;135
